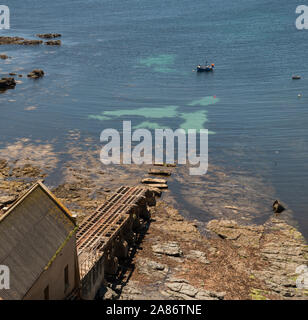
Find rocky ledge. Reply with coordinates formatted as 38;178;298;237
0;37;43;45
103;202;307;300
0;34;61;46
36;33;61;39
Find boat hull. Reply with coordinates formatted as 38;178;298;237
197;66;213;72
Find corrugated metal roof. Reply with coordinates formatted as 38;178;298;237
0;182;76;300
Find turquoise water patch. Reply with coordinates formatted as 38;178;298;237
88;114;111;121
133;121;169;130
140;54;176;73
179;111;215;134
89;106;178;120
89;105;215;133
188;96;220;107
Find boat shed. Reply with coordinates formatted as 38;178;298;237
0;181;80;300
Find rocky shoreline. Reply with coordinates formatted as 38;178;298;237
101;202;307;300
0;144;307;300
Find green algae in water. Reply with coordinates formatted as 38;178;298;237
140;54;176;73
188;96;220;107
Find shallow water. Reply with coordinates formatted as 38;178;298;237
0;0;308;237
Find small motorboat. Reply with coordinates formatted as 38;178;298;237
292;75;301;80
197;63;215;72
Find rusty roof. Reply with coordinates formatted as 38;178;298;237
0;181;76;300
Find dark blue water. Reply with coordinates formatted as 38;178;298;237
1;0;308;237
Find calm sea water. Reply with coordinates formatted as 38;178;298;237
1;0;308;237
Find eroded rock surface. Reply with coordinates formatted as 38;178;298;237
152;242;183;257
207;218;308;299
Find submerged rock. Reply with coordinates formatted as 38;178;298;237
27;69;44;79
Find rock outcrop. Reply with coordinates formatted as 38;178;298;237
27;69;44;79
152;241;183;257
273;200;285;213
148;169;171;176
162;278;225;300
0;77;16;90
36;33;61;39
207;218;308;299
207;219;264;248
45;40;61;46
0;36;43;45
0;54;9;59
0;36;24;45
19;40;43;45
